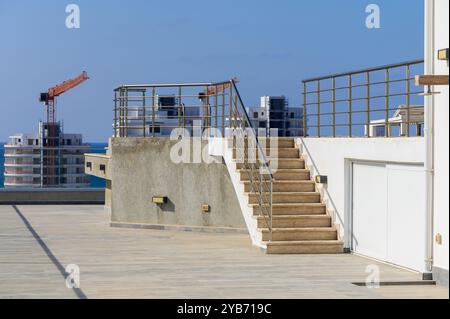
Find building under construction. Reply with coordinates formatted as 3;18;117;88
3;72;91;188
3;122;90;188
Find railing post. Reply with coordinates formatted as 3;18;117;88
142;91;146;137
152;87;156;137
385;68;390;137
269;178;273;241
121;89;125;137
206;92;211;132
213;90;217;132
229;84;233;130
406;64;411;137
233;94;239;134
114;91;117;137
178;86;182;130
348;75;352;137
125;88;129;137
303;82;307;137
317;80;320;138
222;91;225;137
332;77;336;137
366;72;370;137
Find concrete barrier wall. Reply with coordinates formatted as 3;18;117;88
0;188;105;204
110;138;245;229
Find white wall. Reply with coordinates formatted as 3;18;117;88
426;0;449;273
297;137;424;247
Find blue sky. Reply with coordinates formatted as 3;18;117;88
0;0;423;142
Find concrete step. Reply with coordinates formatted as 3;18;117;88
236;159;305;170
243;180;315;192
256;215;332;228
251;203;327;215
265;138;295;148
248;192;321;204
239;169;310;181
233;148;299;159
228;138;295;149
261;227;338;241
265;240;344;254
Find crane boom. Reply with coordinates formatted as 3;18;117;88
39;71;89;126
46;71;89;101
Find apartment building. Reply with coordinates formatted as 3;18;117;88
3;122;90;188
247;96;303;137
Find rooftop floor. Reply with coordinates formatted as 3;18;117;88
0;204;448;299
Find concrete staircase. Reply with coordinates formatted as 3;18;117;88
232;138;343;254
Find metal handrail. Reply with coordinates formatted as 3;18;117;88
302;59;424;82
302;59;425;138
113;79;274;240
229;80;273;240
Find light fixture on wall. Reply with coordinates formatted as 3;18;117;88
152;196;168;205
437;48;449;61
315;175;328;184
202;204;211;213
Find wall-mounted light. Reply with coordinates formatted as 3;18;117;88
152;196;168;205
86;162;92;170
435;233;442;245
202;204;210;213
438;48;449;61
99;164;106;172
315;175;328;184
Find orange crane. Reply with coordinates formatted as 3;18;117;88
38;72;89;186
39;71;89;130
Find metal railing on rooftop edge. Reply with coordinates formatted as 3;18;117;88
302;59;425;138
113;80;274;241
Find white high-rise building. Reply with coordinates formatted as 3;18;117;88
3;122;90;188
247;96;303;136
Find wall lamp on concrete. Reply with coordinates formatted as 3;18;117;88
202;204;211;213
152;196;168;205
315;175;328;184
100;164;106;173
86;162;92;171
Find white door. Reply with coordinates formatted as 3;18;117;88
352;162;388;261
352;162;425;272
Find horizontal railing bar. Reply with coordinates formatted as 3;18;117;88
305;106;424;116
114;93;229;100
303;91;423;106
114;83;212;91
306;122;423;128
302;59;424;83
302;77;416;94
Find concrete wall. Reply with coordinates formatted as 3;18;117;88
426;0;449;285
109;138;245;230
85;154;112;208
0;188;105;204
297;137;424;247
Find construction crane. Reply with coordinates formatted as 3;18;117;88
39;71;89;130
38;71;89;186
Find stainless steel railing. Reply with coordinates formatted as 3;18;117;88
113;80;274;240
302;59;424;138
229;80;273;240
